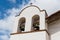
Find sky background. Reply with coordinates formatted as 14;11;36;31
0;0;60;40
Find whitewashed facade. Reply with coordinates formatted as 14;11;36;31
10;4;60;40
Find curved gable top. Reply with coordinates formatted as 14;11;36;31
16;5;48;18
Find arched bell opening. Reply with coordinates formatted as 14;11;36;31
18;17;26;33
32;15;40;31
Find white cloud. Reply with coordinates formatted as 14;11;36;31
0;29;10;40
7;8;20;16
0;35;9;40
32;0;60;16
0;8;20;32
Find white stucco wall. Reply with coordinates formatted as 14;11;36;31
48;19;60;40
11;6;46;33
10;31;48;40
45;22;48;31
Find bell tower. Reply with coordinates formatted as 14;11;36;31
10;3;49;40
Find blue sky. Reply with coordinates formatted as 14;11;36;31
0;0;30;20
0;0;30;40
0;0;60;40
